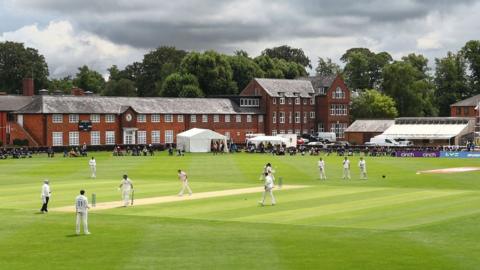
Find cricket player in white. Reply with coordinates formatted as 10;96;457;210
75;190;90;235
359;157;367;179
89;157;96;178
40;180;51;213
177;169;192;196
318;158;326;180
259;172;276;206
342;157;351;180
119;174;134;207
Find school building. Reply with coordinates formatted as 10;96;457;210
0;75;351;147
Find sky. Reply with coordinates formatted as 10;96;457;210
1;0;480;78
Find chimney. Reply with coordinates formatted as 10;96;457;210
22;78;34;96
53;90;63;96
39;89;49;95
84;91;93;96
71;87;85;96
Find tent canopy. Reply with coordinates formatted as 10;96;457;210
176;128;227;152
247;135;288;146
382;124;469;140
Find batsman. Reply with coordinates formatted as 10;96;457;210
118;174;134;207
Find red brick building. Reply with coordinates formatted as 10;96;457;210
1;76;351;147
450;94;479;117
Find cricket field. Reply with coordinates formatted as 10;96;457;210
0;152;479;269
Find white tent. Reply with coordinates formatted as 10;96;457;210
246;135;289;146
176;128;227;153
382;124;469;140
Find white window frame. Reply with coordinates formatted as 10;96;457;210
137;130;147;144
280;97;285;104
258;115;263;123
303;112;307;124
271;130;277;136
105;131;115;145
90;114;100;123
288;98;292;105
272;112;277;124
279;112;285;123
190;115;197;123
295;97;300;105
151;130;160;144
164;114;173;123
310;111;315;119
246;115;252;123
279;130;285;134
333;87;345;99
225;115;231;123
214;114;219;123
202;114;208;123
90;131;100;145
295;112;300;123
52;132;63;146
69;131;79;146
177;115;184;122
236;115;241;123
52;114;63;123
295;129;301;136
272;98;277;105
105;114;115;123
310;98;315;105
151;114;160;123
137;114;146;123
69;114;79;123
165;130;174;144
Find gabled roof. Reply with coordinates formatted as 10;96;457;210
15;96;263;115
0;95;36;111
451;94;480;107
345;120;394;133
254;78;314;98
304;75;337;90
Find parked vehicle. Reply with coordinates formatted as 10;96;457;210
315;132;336;143
301;133;320;142
365;135;400;146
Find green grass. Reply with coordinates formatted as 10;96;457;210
0;152;480;269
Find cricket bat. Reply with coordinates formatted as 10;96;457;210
131;189;135;205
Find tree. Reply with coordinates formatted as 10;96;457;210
48;76;74;93
253;55;307;79
135;46;187;97
159;73;204;97
434;52;469;116
461;40;480;95
350;89;398;120
261;45;311;69
315;57;341;77
402;53;430;78
227;54;264;90
103;79;137;96
181;51;237;96
0;41;49;94
381;61;436;116
73;65;106;93
341;48;392;90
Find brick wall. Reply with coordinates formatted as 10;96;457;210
0;112;7;145
450;106;478;117
317;76;351;138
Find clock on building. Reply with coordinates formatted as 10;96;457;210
125;113;132;122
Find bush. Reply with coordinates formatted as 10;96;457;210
13;139;29;146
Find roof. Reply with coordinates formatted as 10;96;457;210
177;128;225;139
451;94;480;107
382;123;470;140
345;120;394;133
0;95;36;111
303;75;337;91
15;96;263;115
254;78;314;98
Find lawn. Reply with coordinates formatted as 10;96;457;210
0;151;479;269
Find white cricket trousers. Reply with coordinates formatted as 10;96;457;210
261;187;276;205
179;181;192;196
90;166;96;178
343;168;351;179
360;169;367;179
319;168;326;180
76;212;89;234
122;190;130;206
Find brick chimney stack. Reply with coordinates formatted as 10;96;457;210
71;87;85;96
22;78;34;96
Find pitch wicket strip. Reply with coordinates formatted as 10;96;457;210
52;185;308;212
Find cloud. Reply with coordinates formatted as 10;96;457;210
2;0;480;75
0;20;144;78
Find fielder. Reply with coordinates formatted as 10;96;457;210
89;157;96;178
342;157;351;180
359;157;367;179
40;179;51;213
119;175;134;207
259;172;276;206
75;190;90;235
318;158;326;180
177;169;192;196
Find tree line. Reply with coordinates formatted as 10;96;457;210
1;40;480;118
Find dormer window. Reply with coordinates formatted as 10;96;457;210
240;98;259;107
333;87;345;99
